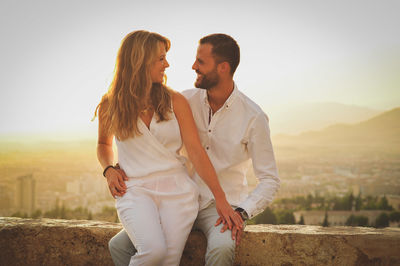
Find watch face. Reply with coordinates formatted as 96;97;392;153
235;208;248;220
239;211;248;220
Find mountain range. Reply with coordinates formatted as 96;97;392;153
268;102;381;135
273;107;400;148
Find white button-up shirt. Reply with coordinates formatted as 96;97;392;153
182;83;280;218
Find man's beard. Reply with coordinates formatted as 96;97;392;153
194;68;219;90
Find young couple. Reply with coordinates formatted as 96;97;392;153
96;31;280;266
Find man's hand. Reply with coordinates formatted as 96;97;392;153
215;214;245;246
105;165;128;198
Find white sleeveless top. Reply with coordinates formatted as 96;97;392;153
116;110;187;179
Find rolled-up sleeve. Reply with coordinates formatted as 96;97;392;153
239;112;280;218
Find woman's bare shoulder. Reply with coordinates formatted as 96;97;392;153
170;90;188;107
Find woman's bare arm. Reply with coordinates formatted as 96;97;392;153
172;91;243;230
97;100;128;198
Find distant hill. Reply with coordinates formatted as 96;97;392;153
274;107;400;148
268;102;381;135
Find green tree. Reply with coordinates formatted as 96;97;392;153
389;211;400;222
345;215;368;227
322;211;329;227
355;193;362;211
348;192;354;210
298;215;305;225
293;196;305;210
254;207;277;224
375;213;389;228
377;196;393;211
363;196;378;210
31;209;42;219
332;196;346;210
316;196;325;210
276;210;295;224
333;192;354;211
346;215;356;226
305;194;313;210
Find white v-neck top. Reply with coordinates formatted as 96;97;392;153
115;111;187;179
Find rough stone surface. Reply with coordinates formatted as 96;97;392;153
235;225;400;266
1;217;400;266
0;217;205;266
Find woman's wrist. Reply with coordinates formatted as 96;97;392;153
103;165;116;178
213;191;227;202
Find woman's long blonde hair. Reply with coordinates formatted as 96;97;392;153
95;30;172;140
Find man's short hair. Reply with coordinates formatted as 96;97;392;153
200;33;240;75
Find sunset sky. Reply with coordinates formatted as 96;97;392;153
0;0;399;138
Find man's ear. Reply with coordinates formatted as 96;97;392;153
217;61;231;75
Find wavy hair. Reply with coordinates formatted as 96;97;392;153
95;30;172;140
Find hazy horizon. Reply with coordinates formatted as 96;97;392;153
1;0;399;137
0;100;398;142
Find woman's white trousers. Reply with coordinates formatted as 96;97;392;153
115;168;199;266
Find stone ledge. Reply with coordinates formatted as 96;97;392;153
1;217;399;265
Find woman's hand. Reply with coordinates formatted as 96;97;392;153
214;197;243;233
215;214;245;246
105;166;128;198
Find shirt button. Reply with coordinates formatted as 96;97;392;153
206;146;209;150
208;129;211;133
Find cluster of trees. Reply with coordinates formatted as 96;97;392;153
11;204;119;222
10;193;400;229
322;211;400;228
345;214;368;227
247;193;400;228
247;207;400;228
275;193;394;212
332;194;393;211
247;208;295;225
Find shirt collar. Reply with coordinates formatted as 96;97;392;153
202;82;238;109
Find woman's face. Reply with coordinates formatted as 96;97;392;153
150;43;169;84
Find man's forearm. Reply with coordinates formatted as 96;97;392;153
239;175;280;218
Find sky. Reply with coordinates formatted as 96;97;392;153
0;0;399;138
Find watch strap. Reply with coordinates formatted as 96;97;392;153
235;207;249;221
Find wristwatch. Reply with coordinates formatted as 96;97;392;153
235;207;249;221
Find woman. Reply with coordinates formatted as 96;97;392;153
95;30;242;265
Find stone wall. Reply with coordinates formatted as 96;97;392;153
1;217;399;265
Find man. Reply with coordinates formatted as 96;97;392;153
108;33;280;266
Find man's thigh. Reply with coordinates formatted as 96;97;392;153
193;203;235;246
193;203;236;265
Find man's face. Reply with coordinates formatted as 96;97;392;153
192;43;219;90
